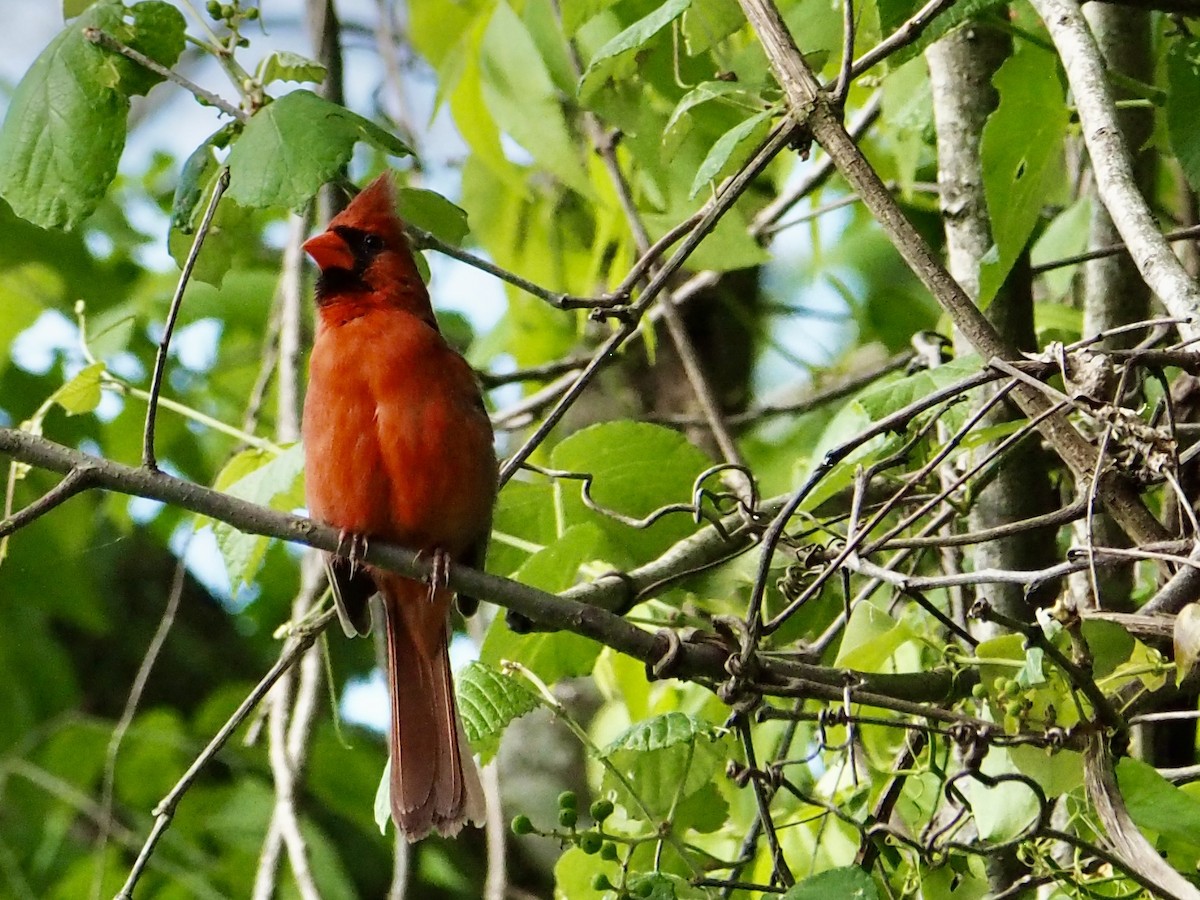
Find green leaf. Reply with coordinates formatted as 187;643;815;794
979;43;1068;305
1009;745;1083;797
584;0;691;76
168;175;251;283
602;712;730;819
0;264;57;372
480;524;610;683
689;111;771;198
682;0;744;54
257;50;327;86
665;81;753;141
208;444;305;588
1169;39;1200;194
0;5;130;229
168;179;256;288
480;2;591;196
853;353;982;422
549;421;711;535
53;361;107;415
1014;647;1046;687
226;91;413;210
397;187;470;247
121;1;187;97
0;0;185;229
456;661;540;764
835;600;915;672
374;758;392;834
965;747;1041;842
172;128;227;232
1031;197;1091;301
561;0;621;35
783;867;880;900
1119;757;1200;849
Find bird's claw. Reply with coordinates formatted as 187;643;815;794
335;530;370;575
416;548;452;603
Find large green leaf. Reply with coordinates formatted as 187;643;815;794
0;1;185;229
1169;38;1200;194
689;109;773;198
979;42;1068;305
480;2;591;196
1119;757;1200;849
226;90;412;210
601;712;731;819
480;523;611;683
457;661;540;764
549;420;712;549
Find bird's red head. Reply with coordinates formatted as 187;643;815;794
304;173;431;320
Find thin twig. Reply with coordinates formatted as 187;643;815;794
91;555;186;900
406;224;598;310
143;168;230;470
115;609;337;900
1032;223;1200;275
834;0;855;102
843;0;956;79
83;28;247;122
497;119;798;486
0;466;95;539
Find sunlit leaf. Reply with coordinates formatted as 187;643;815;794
226;91;412;210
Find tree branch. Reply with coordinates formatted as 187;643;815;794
0;426;962;711
735;0;1168;552
1028;0;1200;338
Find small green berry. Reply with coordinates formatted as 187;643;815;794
206;0;221;17
558;807;578;829
600;841;618;861
244;5;259;18
590;798;614;821
236;36;250;47
592;873;613;891
220;4;234;18
578;831;603;854
511;814;534;836
558;790;577;809
971;683;987;700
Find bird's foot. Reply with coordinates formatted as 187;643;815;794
427;548;451;604
335;530;369;575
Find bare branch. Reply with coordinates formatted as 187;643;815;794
1084;734;1200;900
83;28;247;122
1029;0;1200;337
736;0;1167;550
143;168;229;470
0;465;96;539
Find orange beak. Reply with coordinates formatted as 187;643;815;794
303;230;355;272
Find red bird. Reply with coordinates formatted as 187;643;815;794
301;173;496;839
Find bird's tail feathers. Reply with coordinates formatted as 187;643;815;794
381;575;484;841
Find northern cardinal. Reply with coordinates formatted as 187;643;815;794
301;173;495;839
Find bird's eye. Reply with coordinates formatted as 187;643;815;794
362;233;385;254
